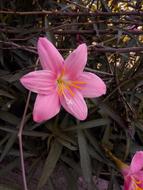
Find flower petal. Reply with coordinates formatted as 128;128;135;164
65;44;87;77
135;171;143;181
37;37;64;72
33;93;60;122
124;176;132;190
129;151;143;174
60;90;87;120
20;70;56;95
78;72;106;98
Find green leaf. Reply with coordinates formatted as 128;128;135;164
0;111;20;125
57;137;77;151
61;155;81;176
64;119;110;131
99;103;126;129
38;140;63;189
0;89;15;99
0;125;49;138
0;158;20;175
78;130;92;185
0;134;17;161
0;185;20;190
62;166;78;190
0;134;10;147
85;131;106;159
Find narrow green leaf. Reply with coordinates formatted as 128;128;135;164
57;137;77;151
64;119;109;131
61;155;81;176
85;131;106;159
0;185;20;190
27;157;42;182
38;140;63;189
0;89;15;99
53;129;77;145
0;158;20;175
78;130;92;185
0;134;17;161
47;177;56;190
0;149;34;157
0;111;20;125
0;125;49;137
99;103;126;129
88;146;105;163
0;134;10;147
63;166;78;190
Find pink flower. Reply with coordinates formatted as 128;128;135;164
20;37;106;123
121;151;143;190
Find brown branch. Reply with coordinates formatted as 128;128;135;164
103;73;143;102
0;10;143;16
1;20;143;28
52;29;143;35
0;40;37;54
58;47;143;53
66;0;87;10
1;40;143;53
47;20;143;26
92;47;143;53
1;27;142;35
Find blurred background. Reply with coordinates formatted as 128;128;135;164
0;0;143;190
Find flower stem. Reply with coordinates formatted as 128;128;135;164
18;91;31;190
18;58;39;190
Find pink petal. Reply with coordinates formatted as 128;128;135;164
20;70;56;95
37;37;64;72
129;151;143;174
124;176;132;190
77;72;106;98
33;93;60;122
134;171;143;182
65;44;87;77
60;90;87;120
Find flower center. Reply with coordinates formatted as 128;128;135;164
56;68;86;97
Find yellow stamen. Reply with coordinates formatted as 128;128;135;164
69;80;87;90
66;85;75;97
70;83;83;89
72;81;87;85
58;83;64;95
57;70;86;97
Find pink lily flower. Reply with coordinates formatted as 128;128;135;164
107;150;143;190
20;37;106;123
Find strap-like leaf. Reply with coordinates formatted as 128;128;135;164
38;140;63;189
78;130;92;185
